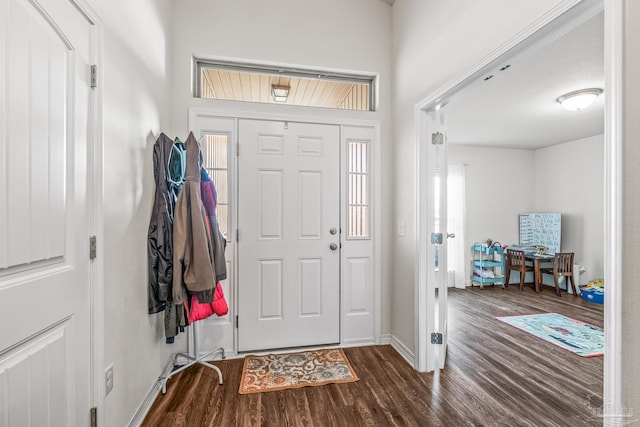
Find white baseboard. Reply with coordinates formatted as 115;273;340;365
379;333;392;345
341;338;375;348
127;355;176;427
389;335;415;367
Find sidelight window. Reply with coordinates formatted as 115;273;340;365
347;141;369;239
202;134;229;237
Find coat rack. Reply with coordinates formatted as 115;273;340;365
159;321;225;394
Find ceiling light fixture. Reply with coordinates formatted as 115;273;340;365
271;84;290;103
556;88;603;111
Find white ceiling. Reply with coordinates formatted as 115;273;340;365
444;11;604;149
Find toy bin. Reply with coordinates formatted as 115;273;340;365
580;286;604;304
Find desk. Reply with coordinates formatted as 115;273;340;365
525;253;554;293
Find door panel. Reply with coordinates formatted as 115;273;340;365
427;110;449;371
238;120;340;351
0;0;93;424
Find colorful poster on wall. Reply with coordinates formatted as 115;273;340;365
519;213;561;253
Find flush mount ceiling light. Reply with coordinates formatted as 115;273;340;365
556;88;603;111
271;85;290;103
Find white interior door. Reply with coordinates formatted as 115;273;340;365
0;0;93;424
423;109;449;371
436;110;449;370
238;119;340;352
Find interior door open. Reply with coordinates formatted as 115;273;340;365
0;0;94;423
237;119;340;352
434;110;449;370
421;108;449;371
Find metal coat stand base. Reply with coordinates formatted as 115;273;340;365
159;320;225;394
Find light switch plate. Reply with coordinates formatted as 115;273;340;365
398;221;406;237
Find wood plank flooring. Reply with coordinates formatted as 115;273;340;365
141;285;604;426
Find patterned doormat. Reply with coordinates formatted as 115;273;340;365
497;313;604;357
239;348;359;394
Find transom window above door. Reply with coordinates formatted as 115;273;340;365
194;59;375;111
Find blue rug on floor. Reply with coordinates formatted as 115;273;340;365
496;313;604;357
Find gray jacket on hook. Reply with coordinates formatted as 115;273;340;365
172;132;217;303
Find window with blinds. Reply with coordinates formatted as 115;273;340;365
348;141;370;239
202;134;229;237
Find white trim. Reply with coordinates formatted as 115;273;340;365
373;125;382;345
414;0;608;375
415;108;430;372
379;333;392;345
340;338;376;348
390;335;415;367
66;0;105;425
190;107;381;129
603;0;623;421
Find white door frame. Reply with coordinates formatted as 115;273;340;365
189;107;382;355
414;0;620;411
72;0;105;424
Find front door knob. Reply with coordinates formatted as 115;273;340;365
330;243;338;251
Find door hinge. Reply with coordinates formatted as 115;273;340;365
90;407;97;427
236;142;239;156
89;236;97;260
431;131;444;145
236;229;239;242
431;332;443;345
235;315;239;329
431;232;443;245
90;65;98;88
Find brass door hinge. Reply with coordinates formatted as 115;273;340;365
90;65;98;88
90;236;97;260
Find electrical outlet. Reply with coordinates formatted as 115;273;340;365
105;364;114;396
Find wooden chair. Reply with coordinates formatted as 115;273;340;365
540;252;576;297
505;249;535;291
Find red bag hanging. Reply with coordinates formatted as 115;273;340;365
212;283;228;316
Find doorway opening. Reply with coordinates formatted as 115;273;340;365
414;0;614;407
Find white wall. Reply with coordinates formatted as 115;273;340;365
449;145;535;284
85;1;176;426
391;0;565;353
534;134;604;283
169;0;393;337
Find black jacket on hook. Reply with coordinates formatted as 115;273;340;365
148;133;176;314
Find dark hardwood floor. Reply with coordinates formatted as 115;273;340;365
141;285;604;426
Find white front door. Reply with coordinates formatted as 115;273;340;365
0;0;93;424
238;119;340;352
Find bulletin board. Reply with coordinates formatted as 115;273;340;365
519;213;562;253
